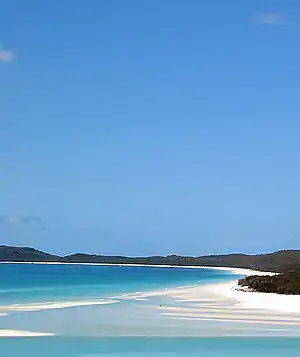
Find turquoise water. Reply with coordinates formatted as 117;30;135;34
0;263;234;305
1;264;300;356
1;337;300;357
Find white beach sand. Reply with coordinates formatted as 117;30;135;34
0;261;276;274
0;299;119;312
0;329;54;337
1;262;300;330
156;277;300;327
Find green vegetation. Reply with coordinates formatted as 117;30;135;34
238;269;300;295
1;245;300;273
0;246;59;262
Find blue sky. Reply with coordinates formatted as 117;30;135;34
1;0;300;256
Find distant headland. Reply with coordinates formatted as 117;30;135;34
238;269;300;295
1;245;300;273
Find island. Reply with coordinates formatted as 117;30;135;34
1;245;300;273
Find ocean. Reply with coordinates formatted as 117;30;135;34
1;337;300;357
0;263;299;356
0;263;234;305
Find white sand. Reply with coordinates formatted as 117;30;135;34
212;281;300;313
3;261;299;328
0;329;54;337
0;299;118;312
0;261;273;275
156;279;300;327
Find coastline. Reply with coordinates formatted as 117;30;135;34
215;281;300;313
0;261;273;276
2;262;300;333
0;299;119;312
0;329;54;337
156;279;300;327
0;262;277;313
0;263;260;314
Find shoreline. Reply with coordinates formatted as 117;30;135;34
0;261;273;277
0;263;274;315
218;280;300;314
0;262;276;313
156;279;300;324
0;329;54;337
0;299;119;312
1;264;300;336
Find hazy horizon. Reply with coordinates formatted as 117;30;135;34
1;243;296;258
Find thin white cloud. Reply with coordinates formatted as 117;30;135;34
255;13;285;25
0;48;14;62
0;215;43;225
8;215;19;224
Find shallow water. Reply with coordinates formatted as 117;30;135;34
0;337;299;357
0;263;244;336
0;263;234;305
1;264;300;355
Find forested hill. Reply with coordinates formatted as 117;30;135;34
238;269;300;295
0;245;60;262
0;245;300;273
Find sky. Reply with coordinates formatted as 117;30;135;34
0;0;300;256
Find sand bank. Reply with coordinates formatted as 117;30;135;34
0;261;273;275
157;280;300;327
0;299;118;312
0;329;54;337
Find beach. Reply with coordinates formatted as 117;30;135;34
1;263;300;339
0;329;54;337
155;272;300;327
